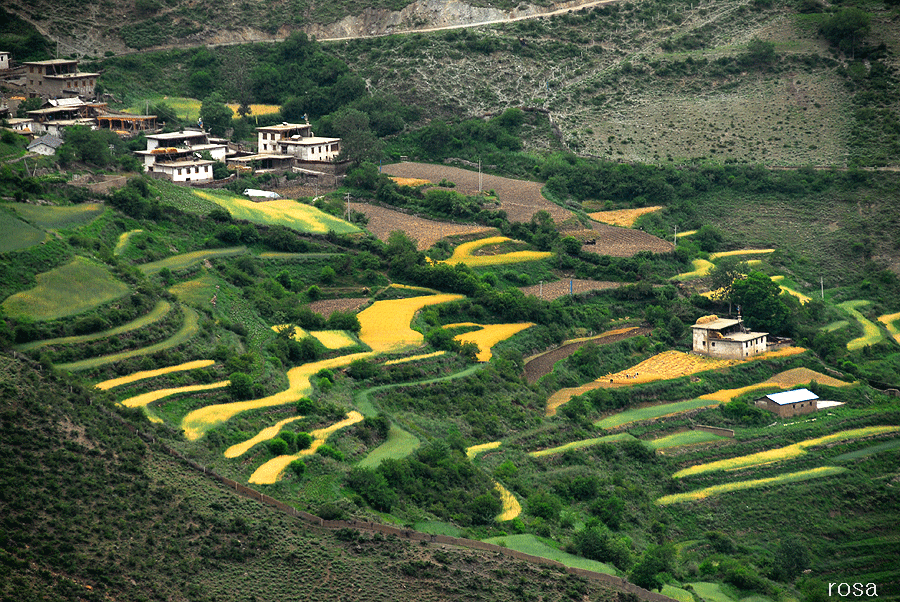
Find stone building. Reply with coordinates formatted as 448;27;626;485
691;315;767;359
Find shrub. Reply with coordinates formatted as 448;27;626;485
289;459;306;477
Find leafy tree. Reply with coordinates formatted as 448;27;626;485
267;438;289;455
694;224;724;253
289;459;306;477
228;372;254;400
469;493;502;525
346;467;397;512
630;543;675;591
708;257;750;304
731;271;792;334
821;8;871;56
744;38;776;67
772;538;810;582
332;107;381;165
573;523;633;569
199;92;233;137
527;492;563;521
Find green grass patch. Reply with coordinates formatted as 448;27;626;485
125;95;202;121
483;534;619;576
831;438;900;463
138;247;247;275
647;430;728;450
823;320;849;332
658;467;849;505
687;581;740;602
0;209;47;252
596;398;722;429
413;521;461;537
1;256;129;321
193;190;360;234
168;272;220;307
6;202;105;230
357;424;420;468
113;229;144;256
661;585;697;602
15;300;173;351
529;433;636;458
838;300;884;350
56;306;200;371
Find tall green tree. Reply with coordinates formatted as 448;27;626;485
731;271;792;335
820;8;871;56
199;92;233;137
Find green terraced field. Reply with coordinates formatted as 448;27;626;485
138;247;247;274
529;433;636;458
647;430;728;450
193;190;360;234
15;300;172;351
6;202;104;230
483;534;619;576
832;438;900;463
0;209;46;252
658;467;849;505
113;229;144;255
1;256;129;321
56;306;200;371
838;300;884;350
357;424;421;468
595;398;722;429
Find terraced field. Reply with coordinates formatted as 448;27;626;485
465;441;502;460
94;359;216;390
5;202;104;230
584;221;673;257
673;258;714;280
120;381;230;409
1;256;129;321
494;481;521;521
658;466;849;505
194;190;359;234
529;433;636;458
595;399;723;429
452;322;534;362
0;209;46;252
358;424;421;468
355;202;493;250
482;534;619;576
113;229;144;255
699;367;852;403
647;430;728;450
439;236;552;267
357;294;463;353
224;416;306;459
518;278;622;301
139;247;247;275
839;300;884;351
523;326;646;384
878;312;900;344
587;206;662;227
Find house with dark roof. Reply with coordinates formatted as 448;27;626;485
27;134;64;156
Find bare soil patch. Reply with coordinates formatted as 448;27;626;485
524;326;650;384
306;297;371;316
355;202;494;250
519;279;623;301
583;221;674;257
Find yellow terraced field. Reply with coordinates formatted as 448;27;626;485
495;481;521;521
466;441;502;460
357;294;463;353
673;258;714;280
120;381;230;408
383;351;447;366
708;249;775;260
194;190;359;234
389;177;430;186
310;330;358;350
225;103;280;117
699;367;852;403
658;466;848;505
440;236;552;267
224;416;305;459
181;352;374;440
673;426;900;478
453;323;534;362
879;312;900;343
248;411;364;484
95;359;216;390
839;300;884;350
588;206;662;227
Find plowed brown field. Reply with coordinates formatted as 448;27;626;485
519;279;623;301
583;221;674;257
524;327;649;384
355;202;493;250
306;297;371;316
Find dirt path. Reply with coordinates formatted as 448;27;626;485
523;326;649;384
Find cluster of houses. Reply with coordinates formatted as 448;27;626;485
0;53;343;184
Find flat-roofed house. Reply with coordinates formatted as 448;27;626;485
256;122;341;162
757;388;819;418
135;130;227;181
691;315;767;359
0;52;10;71
23;59;99;99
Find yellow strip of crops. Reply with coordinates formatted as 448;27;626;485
225;103;280;117
95;359;216;390
878;312;900;343
495;481;521;521
357;294;463;353
181;352;374;441
388;283;439;293
672;258;713;280
248;411;364;484
439;236;552;267
840;300;884;350
708;249;775;260
113;229;143;255
673;426;900;478
466;441;501;460
310;330;357;350
588;206;663;227
224;416;305;459
657;466;848;505
678;230;697;237
383;351;447;366
699;367;852;403
121;381;230;408
271;324;309;340
454;323;534;362
390;177;431;186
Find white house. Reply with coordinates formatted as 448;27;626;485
691;315;768;359
27;134;64;155
135;130;226;181
149;159;215;183
256;122;341;162
0;52;9;71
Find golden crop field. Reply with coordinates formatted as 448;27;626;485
383;351;447;366
120;381;230;409
440;236;552;267
356;294;463;353
878;312;900;343
673;426;900;478
389;177;430;186
224;416;305;459
94;359;216;391
453;323;534;362
699;367;851;403
495;481;522;521
248;411;364;484
194;190;359;234
181;352;374;440
310;330;358;350
466;441;502;460
587;206;662;227
708;249;775;260
839;300;884;350
657;466;848;505
225;103;280;117
672;258;714;280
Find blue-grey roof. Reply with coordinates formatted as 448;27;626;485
764;388;819;405
27;134;64;150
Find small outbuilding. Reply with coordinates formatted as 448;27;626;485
27;134;64;155
757;388;819;418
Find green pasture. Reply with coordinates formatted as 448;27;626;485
595;398;721;429
529;433;636;458
192;190;360;235
357;424;421;468
125;95;202;121
168;272;220;307
661;585;696;602
56;306;200;371
0;209;46;252
353;364;485;417
647;430;728;450
823;320;849;332
6;202;104;230
483;534;619;576
1;256;129;321
832;438;900;463
657;466;849;505
687;582;741;602
413;521;461;537
138;247;247;275
15;300;172;351
113;229;144;256
838;300;884;350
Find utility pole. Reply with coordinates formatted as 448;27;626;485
821;277;824;300
345;191;351;223
539;281;543;298
478;159;483;194
674;225;677;246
